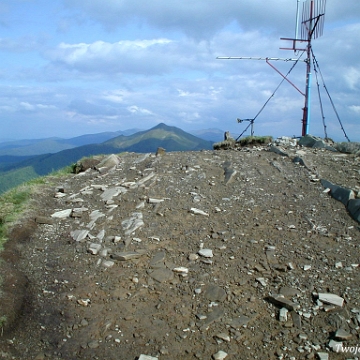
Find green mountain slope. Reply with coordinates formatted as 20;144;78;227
0;130;140;157
0;139;75;157
0;166;39;194
105;123;213;151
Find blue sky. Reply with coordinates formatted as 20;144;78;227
0;0;359;141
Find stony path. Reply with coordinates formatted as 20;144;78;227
1;146;360;360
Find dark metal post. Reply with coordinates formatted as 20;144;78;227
302;0;314;136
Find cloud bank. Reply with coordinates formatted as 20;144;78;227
0;0;358;141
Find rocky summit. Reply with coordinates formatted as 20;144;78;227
1;143;360;360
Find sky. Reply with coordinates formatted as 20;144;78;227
0;0;359;142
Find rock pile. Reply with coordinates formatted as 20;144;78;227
1;144;360;360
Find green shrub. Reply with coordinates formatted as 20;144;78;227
237;136;273;146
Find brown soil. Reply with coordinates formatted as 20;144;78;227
0;146;359;360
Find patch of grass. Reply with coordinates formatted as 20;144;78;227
0;187;32;250
0;315;6;329
0;164;73;250
237;135;273;146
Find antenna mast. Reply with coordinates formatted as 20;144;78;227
294;0;301;52
281;0;326;135
217;0;326;137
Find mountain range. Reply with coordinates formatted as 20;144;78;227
0;123;222;194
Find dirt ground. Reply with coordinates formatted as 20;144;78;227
0;145;360;360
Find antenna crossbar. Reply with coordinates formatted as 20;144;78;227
216;56;306;62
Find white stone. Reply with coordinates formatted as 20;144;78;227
190;207;209;216
316;352;329;360
148;197;165;204
198;249;213;258
101;187;127;202
288;262;295;270
72;205;88;211
70;229;89;242
106;204;118;212
77;299;90;306
88;243;102;255
122;212;144;235
136;172;155;186
96;229;105;241
279;307;288;322
89;210;105;221
173;267;189;274
318;293;344;307
256;277;268;287
99;248;108;257
138;355;158;360
136;201;146;209
51;209;72;218
97;154;120;169
102;260;115;268
215;333;231;342
212;350;228;360
328;339;343;352
189;253;199;261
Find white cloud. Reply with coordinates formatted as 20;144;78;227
349;105;360;114
127;105;153;116
19;101;57;112
344;67;360;90
0;0;359;141
101;90;127;104
62;0;360;41
46;39;177;75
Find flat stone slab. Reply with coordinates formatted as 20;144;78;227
138;355;158;360
229;315;251;328
268;294;300;311
199;307;224;330
122;212;144;235
269;145;288;157
149;251;166;268
317;352;329;360
279;287;300;297
101;187;127;202
321;179;356;206
332;186;355;206
204;284;227;302
149;268;174;283
51;209;72;218
88;243;102;255
223;166;237;184
212;350;228;360
111;251;145;261
318;293;344;307
335;329;352;340
198;249;213;258
347;199;360;222
190;208;209;216
70;230;89;242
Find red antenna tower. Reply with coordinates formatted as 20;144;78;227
217;0;326;137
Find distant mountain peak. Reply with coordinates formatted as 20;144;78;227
151;123;175;131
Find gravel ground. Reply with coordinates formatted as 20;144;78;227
1;144;360;360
